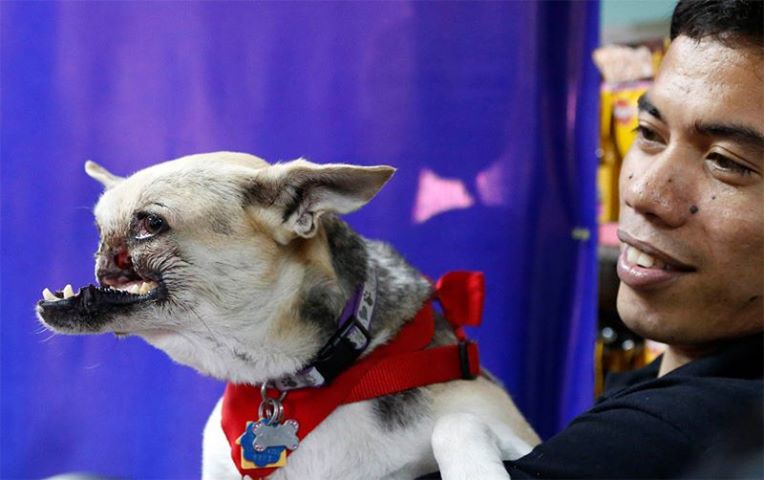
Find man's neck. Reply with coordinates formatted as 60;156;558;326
658;344;717;377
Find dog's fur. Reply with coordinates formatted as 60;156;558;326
37;152;539;479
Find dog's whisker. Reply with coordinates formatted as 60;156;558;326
32;325;51;335
186;304;243;365
39;332;57;343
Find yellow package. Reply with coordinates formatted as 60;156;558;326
598;81;650;223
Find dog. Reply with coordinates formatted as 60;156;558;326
36;152;539;479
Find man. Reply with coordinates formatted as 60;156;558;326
422;0;763;477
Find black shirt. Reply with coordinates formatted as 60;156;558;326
419;333;764;479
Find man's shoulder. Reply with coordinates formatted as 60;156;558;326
497;334;764;479
594;333;763;440
594;371;762;432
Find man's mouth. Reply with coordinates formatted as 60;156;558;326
617;230;695;272
622;244;691;272
616;229;696;290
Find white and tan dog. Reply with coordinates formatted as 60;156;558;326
36;152;538;480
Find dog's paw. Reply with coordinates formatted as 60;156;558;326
432;412;510;480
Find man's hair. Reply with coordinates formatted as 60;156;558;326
671;0;763;47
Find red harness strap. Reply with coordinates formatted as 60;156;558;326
221;271;484;479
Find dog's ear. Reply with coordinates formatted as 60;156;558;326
85;160;124;190
250;159;395;243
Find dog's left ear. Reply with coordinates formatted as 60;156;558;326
251;159;395;243
85;160;125;190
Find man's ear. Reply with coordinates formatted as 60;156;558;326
250;159;395;243
84;160;124;190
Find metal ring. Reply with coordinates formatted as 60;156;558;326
260;381;288;402
257;397;284;424
258;381;289;423
258;397;273;421
269;400;283;424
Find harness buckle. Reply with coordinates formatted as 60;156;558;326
458;340;477;380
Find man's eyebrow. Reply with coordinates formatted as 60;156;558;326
694;122;764;152
637;94;662;121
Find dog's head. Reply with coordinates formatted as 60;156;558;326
36;152;394;382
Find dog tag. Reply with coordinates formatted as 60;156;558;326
253;419;300;452
237;418;300;470
237;420;288;469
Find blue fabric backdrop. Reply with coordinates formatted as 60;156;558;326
1;1;599;478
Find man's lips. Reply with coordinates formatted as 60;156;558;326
616;229;696;290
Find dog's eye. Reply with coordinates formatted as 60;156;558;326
135;213;168;240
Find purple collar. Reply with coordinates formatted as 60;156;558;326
273;266;377;391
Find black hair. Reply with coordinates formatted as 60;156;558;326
670;0;763;47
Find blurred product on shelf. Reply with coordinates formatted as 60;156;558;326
593;44;655;84
594;42;666;224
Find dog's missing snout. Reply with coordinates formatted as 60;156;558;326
36;152;539;480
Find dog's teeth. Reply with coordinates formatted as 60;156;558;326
63;284;75;299
138;281;153;295
127;284;141;295
43;288;57;301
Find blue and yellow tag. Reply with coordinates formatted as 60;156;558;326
237;421;287;469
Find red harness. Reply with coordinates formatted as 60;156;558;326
221;271;484;479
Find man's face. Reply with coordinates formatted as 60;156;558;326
617;35;764;346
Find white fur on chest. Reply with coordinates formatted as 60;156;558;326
202;378;538;480
202;397;437;480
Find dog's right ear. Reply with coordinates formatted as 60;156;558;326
85;160;124;190
243;159;395;245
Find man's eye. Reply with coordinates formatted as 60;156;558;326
634;125;664;144
135;213;169;240
707;152;754;177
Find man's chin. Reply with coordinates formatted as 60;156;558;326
617;284;682;344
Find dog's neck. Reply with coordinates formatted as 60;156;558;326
249;215;433;386
320;215;432;343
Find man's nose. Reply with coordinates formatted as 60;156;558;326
621;146;696;228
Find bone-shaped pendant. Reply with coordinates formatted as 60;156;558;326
253;419;300;452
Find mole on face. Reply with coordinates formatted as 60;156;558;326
712;196;717;200
628;173;634;180
668;178;673;183
689;205;699;215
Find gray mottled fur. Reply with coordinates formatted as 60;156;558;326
299;214;435;429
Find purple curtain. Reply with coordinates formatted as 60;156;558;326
1;2;599;478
